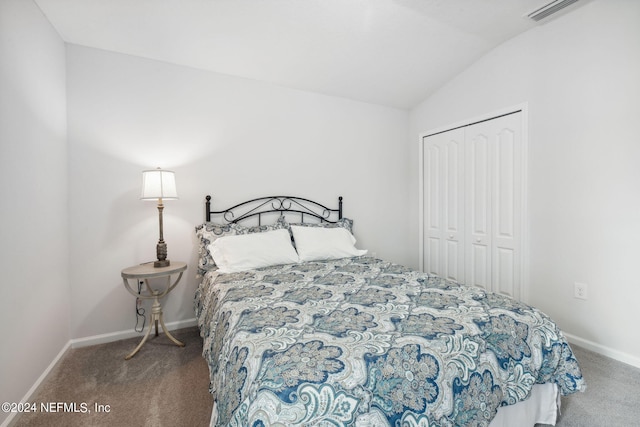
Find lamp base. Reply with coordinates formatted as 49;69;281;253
155;240;169;268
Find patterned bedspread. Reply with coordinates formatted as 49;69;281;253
195;256;585;427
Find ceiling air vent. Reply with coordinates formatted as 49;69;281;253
527;0;579;22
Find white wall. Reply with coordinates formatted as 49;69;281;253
0;0;69;423
66;45;410;339
409;0;640;365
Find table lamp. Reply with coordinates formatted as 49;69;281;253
141;168;178;267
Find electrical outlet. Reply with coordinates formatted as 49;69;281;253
574;282;588;300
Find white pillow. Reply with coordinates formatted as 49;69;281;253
208;229;299;273
291;225;368;262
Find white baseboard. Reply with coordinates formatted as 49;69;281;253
1;341;71;427
70;317;197;348
565;332;640;369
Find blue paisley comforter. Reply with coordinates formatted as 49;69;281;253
195;256;585;427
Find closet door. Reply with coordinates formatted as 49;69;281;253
492;113;522;299
422;111;524;300
465;124;491;289
422;128;465;282
464;113;522;299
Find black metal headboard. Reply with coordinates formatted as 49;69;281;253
205;195;343;225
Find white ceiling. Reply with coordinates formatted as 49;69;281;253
33;0;587;109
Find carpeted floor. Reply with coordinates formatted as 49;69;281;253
538;343;640;427
11;327;212;427
10;327;640;426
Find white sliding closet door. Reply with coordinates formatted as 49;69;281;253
422;111;524;300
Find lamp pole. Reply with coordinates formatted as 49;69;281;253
155;197;169;267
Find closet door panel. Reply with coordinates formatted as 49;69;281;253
495;247;515;297
465;131;490;289
422;128;465;282
491;115;522;299
423;144;442;276
444;136;464;281
470;243;489;289
446;140;462;236
424;143;442;276
446;240;461;280
425;144;441;231
470;134;489;238
496;128;515;238
427;237;440;276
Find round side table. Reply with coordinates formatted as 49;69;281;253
121;261;187;360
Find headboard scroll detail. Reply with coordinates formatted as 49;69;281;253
205;195;343;225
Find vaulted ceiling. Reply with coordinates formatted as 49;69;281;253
34;0;590;109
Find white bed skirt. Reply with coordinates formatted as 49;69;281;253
489;383;559;427
209;383;559;426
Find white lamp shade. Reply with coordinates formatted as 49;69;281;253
141;168;178;200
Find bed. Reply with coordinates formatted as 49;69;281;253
195;195;585;427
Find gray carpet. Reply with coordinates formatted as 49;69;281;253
11;328;640;426
538;344;640;427
11;327;212;427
